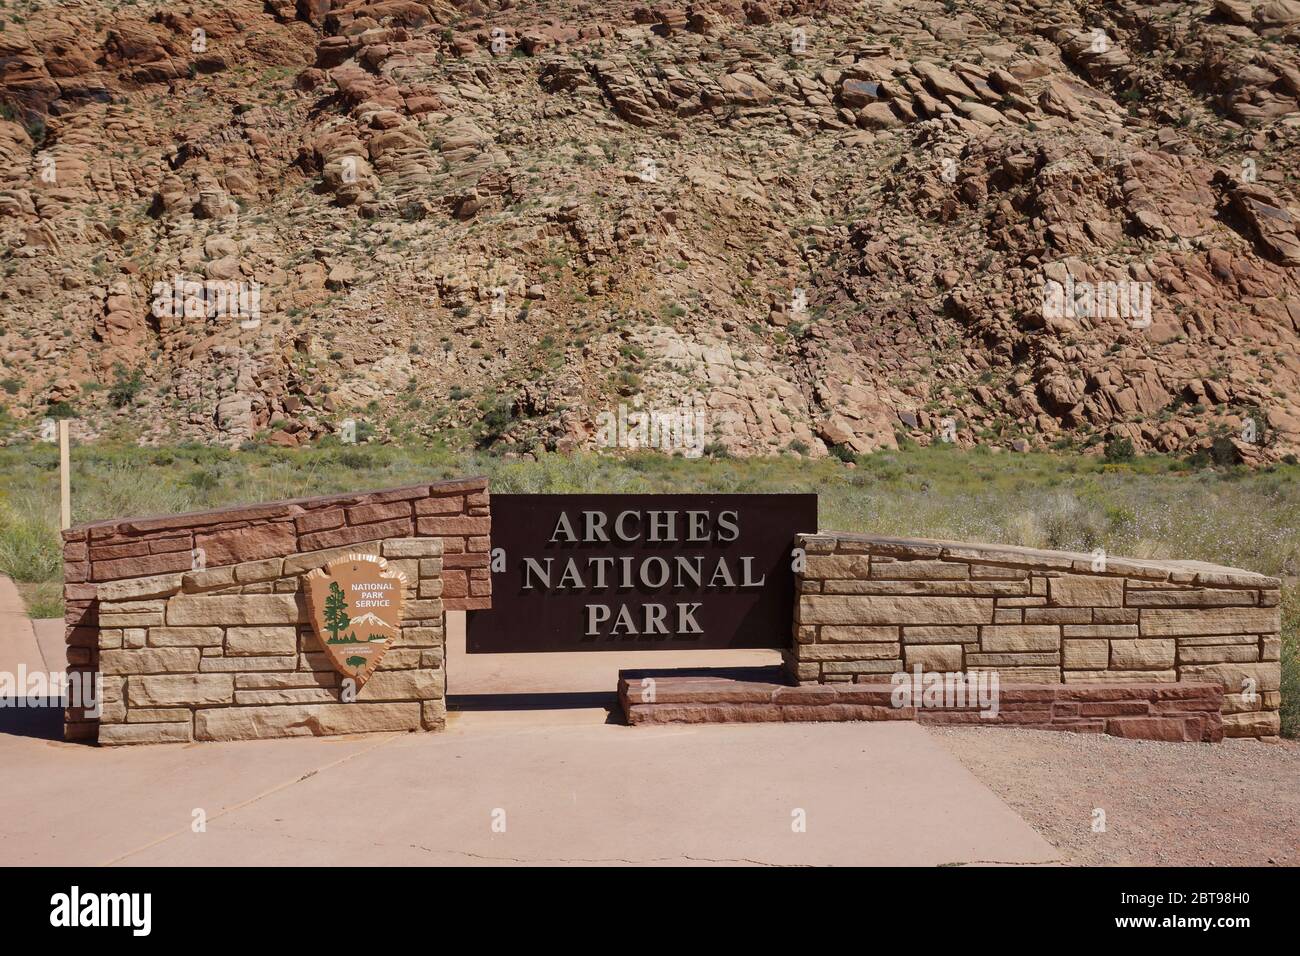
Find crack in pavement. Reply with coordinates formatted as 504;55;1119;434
939;859;1067;867
151;815;805;866
405;843;802;866
89;722;1061;867
100;733;404;866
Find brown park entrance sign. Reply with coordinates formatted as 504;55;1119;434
466;494;817;653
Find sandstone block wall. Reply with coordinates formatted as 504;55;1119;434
791;533;1283;739
620;674;1226;742
85;538;444;745
61;478;490;744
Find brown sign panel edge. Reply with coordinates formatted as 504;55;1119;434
466;493;818;653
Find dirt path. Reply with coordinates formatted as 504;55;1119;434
930;726;1300;866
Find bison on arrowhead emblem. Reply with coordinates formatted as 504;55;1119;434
304;553;407;687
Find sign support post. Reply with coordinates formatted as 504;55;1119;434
59;419;71;531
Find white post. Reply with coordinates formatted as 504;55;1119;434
59;419;71;530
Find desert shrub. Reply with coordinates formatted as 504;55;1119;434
613;369;641;394
1103;436;1135;462
476;394;515;447
107;365;144;408
999;492;1111;552
1210;436;1239;466
0;494;61;583
22;581;63;618
24;114;46;146
1281;589;1299;739
857;452;905;483
183;467;224;492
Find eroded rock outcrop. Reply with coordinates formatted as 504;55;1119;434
0;0;1297;460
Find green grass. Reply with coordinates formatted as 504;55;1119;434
1;441;1296;735
1282;589;1299;739
0;488;61;584
18;581;63;619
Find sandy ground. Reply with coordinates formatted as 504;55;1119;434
931;727;1300;866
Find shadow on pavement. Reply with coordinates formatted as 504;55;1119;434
617;664;791;684
0;700;65;741
449;691;623;723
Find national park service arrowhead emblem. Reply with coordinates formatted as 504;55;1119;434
304;553;407;687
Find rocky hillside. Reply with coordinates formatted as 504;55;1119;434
2;0;1300;462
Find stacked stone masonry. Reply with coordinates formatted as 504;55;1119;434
790;533;1282;740
62;478;490;745
619;673;1226;743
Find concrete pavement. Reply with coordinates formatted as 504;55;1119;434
0;718;1062;866
0;576;47;676
0;582;1064;866
0;579;65;741
32;618;65;674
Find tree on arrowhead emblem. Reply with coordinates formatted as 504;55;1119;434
323;581;351;642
